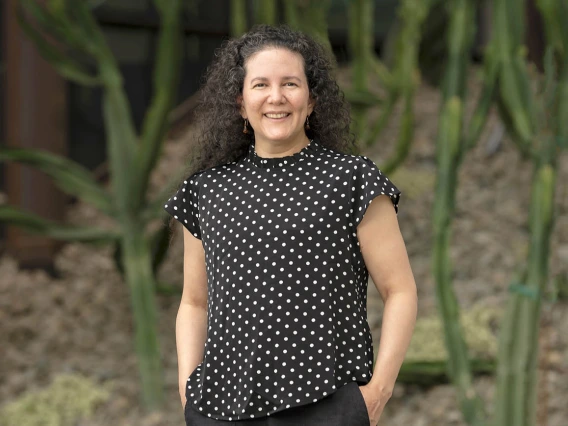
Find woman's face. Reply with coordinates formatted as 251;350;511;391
238;48;315;147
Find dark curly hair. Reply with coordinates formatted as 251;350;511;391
183;23;354;173
166;24;356;235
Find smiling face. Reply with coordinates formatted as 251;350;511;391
238;48;315;148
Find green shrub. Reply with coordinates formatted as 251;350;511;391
0;373;111;426
405;302;502;362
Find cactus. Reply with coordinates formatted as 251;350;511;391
347;0;375;143
230;0;247;37
0;0;184;408
253;0;277;25
488;1;566;424
431;1;486;425
426;0;565;424
365;0;435;162
283;0;332;56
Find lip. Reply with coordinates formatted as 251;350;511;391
264;112;291;120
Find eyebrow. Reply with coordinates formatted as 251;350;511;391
250;76;302;83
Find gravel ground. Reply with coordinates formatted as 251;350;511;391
1;68;567;426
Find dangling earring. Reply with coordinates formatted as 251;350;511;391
305;115;310;130
243;118;249;134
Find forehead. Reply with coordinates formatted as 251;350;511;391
244;48;306;79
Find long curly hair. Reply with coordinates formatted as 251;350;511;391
167;24;356;235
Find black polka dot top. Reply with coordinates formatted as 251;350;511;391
164;138;401;421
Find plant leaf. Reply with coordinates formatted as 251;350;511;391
0;147;114;215
16;3;101;86
0;205;120;243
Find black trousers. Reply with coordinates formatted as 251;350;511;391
184;381;370;426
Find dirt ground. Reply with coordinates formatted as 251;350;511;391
1;69;567;425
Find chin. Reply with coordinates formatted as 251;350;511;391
263;134;293;142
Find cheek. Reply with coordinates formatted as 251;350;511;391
243;96;263;114
291;93;311;110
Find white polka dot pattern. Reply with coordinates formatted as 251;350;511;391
163;138;401;421
164;172;202;239
352;155;401;226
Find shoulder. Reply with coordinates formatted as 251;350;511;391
322;147;385;177
184;160;241;187
313;142;367;171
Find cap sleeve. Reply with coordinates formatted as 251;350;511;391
164;172;202;240
351;156;401;227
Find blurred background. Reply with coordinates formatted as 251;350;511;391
0;0;567;425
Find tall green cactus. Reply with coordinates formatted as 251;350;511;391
347;0;375;143
253;0;276;25
489;1;565;425
431;1;486;425
283;0;332;56
230;0;247;37
389;0;564;425
0;0;184;409
367;0;436;174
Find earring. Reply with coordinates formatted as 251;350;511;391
305;115;310;130
243;118;249;134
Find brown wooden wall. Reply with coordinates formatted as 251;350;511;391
2;0;68;268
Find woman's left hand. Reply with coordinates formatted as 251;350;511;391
358;384;388;425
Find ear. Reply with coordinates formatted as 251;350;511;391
307;95;316;116
237;94;246;119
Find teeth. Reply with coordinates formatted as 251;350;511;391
265;113;289;118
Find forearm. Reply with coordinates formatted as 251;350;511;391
177;302;208;404
368;289;417;398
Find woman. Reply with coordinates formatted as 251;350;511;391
164;24;417;426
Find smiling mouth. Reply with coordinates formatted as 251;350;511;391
264;113;290;119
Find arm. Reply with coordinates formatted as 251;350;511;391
357;195;418;420
177;226;208;409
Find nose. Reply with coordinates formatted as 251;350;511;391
268;85;285;104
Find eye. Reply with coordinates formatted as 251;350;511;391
253;83;266;88
285;82;297;87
